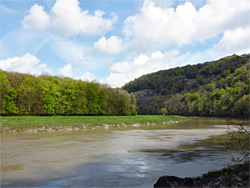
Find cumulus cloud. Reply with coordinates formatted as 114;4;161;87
58;63;95;81
76;72;95;81
0;53;51;75
104;50;190;88
216;27;250;54
94;36;124;54
22;4;50;32
124;0;250;49
103;46;235;88
59;63;73;77
22;0;117;36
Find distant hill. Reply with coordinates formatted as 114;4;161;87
122;54;250;117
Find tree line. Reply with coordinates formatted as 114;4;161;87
123;54;250;117
0;71;137;116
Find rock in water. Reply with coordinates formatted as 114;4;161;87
154;176;194;188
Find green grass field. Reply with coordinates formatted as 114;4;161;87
0;115;186;133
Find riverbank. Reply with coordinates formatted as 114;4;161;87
0;115;187;133
155;161;249;187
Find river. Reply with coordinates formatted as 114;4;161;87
0;118;239;187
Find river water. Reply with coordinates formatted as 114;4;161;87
0;118;239;187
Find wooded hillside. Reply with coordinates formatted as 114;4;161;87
0;72;137;116
123;54;250;117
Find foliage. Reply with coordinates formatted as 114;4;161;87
0;71;10;114
160;108;168;115
122;54;250;117
5;88;18;115
224;119;250;162
194;161;249;187
0;71;137;116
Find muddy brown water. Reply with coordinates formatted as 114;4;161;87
0;118;241;187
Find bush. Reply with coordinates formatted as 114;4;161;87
131;109;137;116
160;108;168;115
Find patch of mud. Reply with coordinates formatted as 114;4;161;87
1;164;24;171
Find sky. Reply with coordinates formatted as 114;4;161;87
0;0;250;88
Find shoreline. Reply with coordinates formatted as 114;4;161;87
155;161;250;187
1;121;179;134
0;115;186;134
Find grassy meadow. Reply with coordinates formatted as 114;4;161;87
0;115;187;133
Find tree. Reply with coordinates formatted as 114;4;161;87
122;54;250;116
1;71;139;116
0;70;10;115
5;88;19;115
17;74;45;115
233;94;250;118
130;93;137;115
98;87;108;115
86;82;100;115
71;80;88;115
224;119;250;162
190;92;200;101
42;78;60;115
223;69;231;78
160;108;168;115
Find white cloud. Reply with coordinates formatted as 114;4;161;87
103;46;237;88
94;36;124;54
50;38;89;67
124;0;250;49
59;63;72;77
76;72;95;81
0;53;51;75
58;63;95;81
216;27;250;54
22;4;50;32
22;0;117;36
104;50;190;87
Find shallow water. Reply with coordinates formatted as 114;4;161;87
0;118;239;187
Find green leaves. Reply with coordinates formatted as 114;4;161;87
1;72;137;116
190;93;200;101
160;108;168;115
211;91;222;100
5;88;18;115
123;54;250;117
223;69;231;78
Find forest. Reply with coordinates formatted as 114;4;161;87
1;54;249;117
123;54;250;117
0;71;137;116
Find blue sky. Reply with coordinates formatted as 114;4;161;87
1;0;250;87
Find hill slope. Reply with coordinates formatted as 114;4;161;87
123;54;250;117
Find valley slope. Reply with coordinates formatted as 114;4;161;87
123;54;250;117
